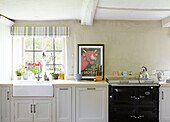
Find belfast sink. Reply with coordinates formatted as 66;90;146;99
13;81;53;97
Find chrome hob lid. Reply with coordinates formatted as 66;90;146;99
107;77;159;85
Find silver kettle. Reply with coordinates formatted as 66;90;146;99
139;66;149;79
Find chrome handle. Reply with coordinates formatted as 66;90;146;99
130;115;136;118
30;104;33;113
60;88;68;90
131;96;137;99
87;88;96;90
7;91;9;100
34;104;36;113
162;91;164;100
135;116;140;119
139;96;145;99
139;115;144;118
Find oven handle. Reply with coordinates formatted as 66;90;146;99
130;96;138;99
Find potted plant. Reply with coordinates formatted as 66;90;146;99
50;73;59;80
15;68;23;80
28;62;42;79
21;65;28;80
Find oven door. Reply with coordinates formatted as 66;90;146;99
137;86;159;105
109;86;138;106
138;107;159;122
109;107;138;122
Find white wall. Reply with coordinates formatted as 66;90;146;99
14;20;170;77
0;22;12;81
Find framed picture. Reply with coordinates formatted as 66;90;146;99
77;44;104;80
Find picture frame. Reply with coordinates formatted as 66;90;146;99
77;44;104;80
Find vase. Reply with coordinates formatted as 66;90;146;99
23;73;29;80
17;76;21;80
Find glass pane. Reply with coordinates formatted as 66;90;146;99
25;52;33;65
25;37;33;50
35;52;42;63
35;37;43;50
55;38;63;50
46;65;54;72
55;52;63;64
46;52;54;65
46;38;53;50
55;65;63;73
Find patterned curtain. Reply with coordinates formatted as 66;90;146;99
11;26;70;37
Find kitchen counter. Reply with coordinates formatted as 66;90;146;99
52;80;108;85
0;81;13;85
0;80;108;86
2;80;170;86
159;81;170;86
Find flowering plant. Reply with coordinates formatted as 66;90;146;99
20;65;27;73
28;62;42;75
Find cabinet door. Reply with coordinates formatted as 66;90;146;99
76;87;107;122
160;86;170;122
34;99;52;122
56;87;71;122
1;87;10;122
14;99;33;122
0;87;1;122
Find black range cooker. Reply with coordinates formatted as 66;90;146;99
108;77;159;122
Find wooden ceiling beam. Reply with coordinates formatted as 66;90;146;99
81;0;99;26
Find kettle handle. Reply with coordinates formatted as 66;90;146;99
142;66;147;71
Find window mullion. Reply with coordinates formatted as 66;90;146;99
53;38;55;73
33;37;35;62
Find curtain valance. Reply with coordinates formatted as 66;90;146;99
11;26;69;37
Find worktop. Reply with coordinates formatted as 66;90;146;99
1;80;170;86
0;80;108;85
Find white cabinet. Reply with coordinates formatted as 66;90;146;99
76;87;107;122
56;87;71;122
0;86;11;122
34;100;52;122
14;99;33;122
13;99;52;122
160;86;170;122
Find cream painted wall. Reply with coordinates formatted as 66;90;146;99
0;22;12;81
14;20;170;77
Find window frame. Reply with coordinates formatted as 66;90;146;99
23;37;65;73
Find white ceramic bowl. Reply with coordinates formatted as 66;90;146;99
74;74;82;80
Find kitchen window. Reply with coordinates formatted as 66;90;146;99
24;37;65;73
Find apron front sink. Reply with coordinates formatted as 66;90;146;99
13;81;53;97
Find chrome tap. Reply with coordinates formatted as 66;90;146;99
35;66;42;81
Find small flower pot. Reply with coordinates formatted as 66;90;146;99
17;76;22;80
23;73;29;80
53;74;59;80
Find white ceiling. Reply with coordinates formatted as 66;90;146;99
0;0;170;21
